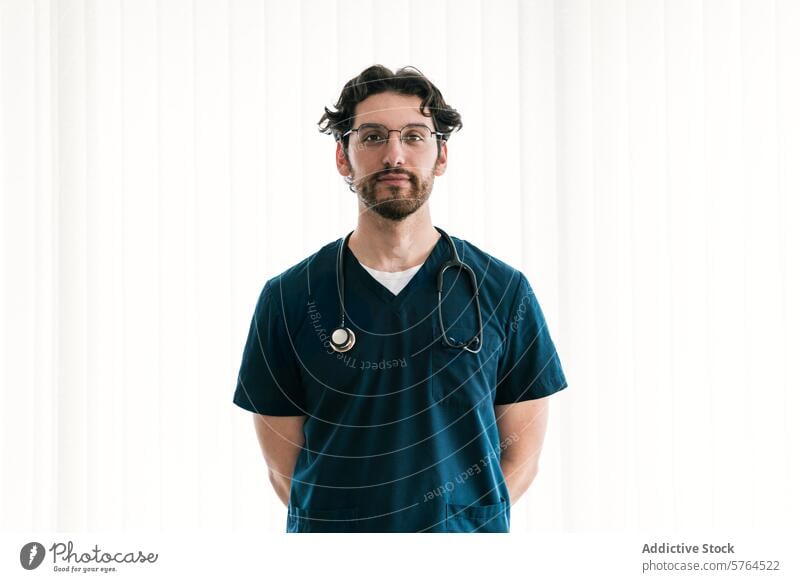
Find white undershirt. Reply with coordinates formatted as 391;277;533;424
358;261;424;296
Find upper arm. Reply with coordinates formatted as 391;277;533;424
493;397;549;466
233;280;306;416
252;413;307;479
494;272;568;405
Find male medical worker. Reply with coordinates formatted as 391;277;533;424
233;64;568;533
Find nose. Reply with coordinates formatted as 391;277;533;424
381;133;406;167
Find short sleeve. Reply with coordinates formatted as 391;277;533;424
232;280;306;416
494;272;568;405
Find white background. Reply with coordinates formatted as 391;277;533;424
1;0;798;560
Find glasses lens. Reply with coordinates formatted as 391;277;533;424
358;125;389;147
400;125;432;146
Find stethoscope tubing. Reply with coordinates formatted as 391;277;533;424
330;226;483;354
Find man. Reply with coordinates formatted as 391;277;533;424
233;65;568;532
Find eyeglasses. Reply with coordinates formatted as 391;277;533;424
341;123;446;150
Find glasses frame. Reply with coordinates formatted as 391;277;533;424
341;123;447;149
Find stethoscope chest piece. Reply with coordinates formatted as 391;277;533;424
330;326;355;353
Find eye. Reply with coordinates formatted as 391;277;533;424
360;129;387;143
403;132;425;142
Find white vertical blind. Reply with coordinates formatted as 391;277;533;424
1;0;798;533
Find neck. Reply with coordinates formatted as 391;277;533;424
348;209;441;272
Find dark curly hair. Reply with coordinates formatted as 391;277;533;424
318;64;463;161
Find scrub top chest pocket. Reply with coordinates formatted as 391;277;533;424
432;324;503;409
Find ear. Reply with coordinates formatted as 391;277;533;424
433;141;448;176
336;141;352;177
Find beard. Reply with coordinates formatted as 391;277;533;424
353;165;435;222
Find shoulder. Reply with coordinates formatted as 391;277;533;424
253;238;340;329
449;234;524;293
445;234;535;338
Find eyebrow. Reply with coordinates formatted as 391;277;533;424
358;122;432;128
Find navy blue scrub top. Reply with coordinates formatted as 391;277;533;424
233;232;568;532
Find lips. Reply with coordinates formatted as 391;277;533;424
378;173;411;184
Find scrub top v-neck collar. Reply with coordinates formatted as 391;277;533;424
343;233;448;314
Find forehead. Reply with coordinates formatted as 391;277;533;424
352;92;432;127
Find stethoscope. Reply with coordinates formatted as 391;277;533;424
330;226;483;354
